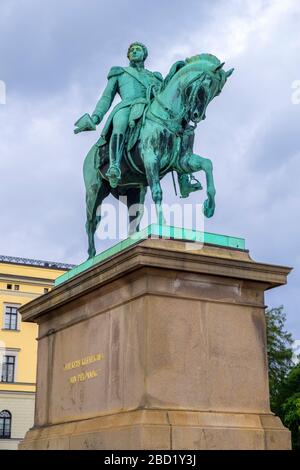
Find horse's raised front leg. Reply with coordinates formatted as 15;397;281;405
180;153;216;218
201;157;216;218
143;150;166;225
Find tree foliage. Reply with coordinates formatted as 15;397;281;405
281;393;300;450
266;306;300;449
275;365;300;450
265;306;294;408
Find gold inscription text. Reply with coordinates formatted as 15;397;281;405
69;369;99;384
64;353;104;371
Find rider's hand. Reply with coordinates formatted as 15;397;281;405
74;113;98;134
91;114;101;125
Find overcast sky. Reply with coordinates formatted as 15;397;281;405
0;0;299;340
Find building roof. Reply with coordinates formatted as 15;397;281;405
0;255;75;271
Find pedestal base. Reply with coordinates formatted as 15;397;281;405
19;236;292;450
20;410;290;450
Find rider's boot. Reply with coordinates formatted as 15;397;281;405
106;134;124;188
178;173;203;198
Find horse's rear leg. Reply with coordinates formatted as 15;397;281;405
144;152;165;225
86;180;110;259
85;185;99;259
126;186;147;235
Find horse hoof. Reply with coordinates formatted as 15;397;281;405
203;200;215;218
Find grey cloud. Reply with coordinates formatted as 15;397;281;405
0;0;299;339
0;0;216;95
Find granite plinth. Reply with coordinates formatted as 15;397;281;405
19;237;292;450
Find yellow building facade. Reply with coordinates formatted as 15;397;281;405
0;255;73;450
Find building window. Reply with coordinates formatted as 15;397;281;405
44;288;49;294
6;284;12;290
0;411;12;439
4;305;19;330
14;285;20;291
1;356;16;383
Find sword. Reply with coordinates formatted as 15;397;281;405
171;171;178;196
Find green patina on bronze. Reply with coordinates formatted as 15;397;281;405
55;225;245;287
74;43;234;258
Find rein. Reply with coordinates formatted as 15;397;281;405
154;94;186;122
147;71;207;134
145;87;186;136
125;70;209;178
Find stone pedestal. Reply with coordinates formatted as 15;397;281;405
19;238;291;449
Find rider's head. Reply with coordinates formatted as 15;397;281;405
127;42;148;63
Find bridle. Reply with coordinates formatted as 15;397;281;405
148;71;215;133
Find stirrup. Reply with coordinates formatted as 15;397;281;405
180;176;203;198
106;164;121;188
189;175;203;191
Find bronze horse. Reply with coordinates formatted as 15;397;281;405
83;54;233;258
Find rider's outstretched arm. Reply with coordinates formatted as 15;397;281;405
92;67;123;124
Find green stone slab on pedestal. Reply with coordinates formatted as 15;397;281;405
55;225;245;286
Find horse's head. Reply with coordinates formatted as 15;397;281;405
179;54;234;124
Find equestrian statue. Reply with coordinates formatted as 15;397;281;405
74;42;234;258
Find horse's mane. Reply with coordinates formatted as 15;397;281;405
186;53;221;66
161;53;222;91
161;60;186;90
